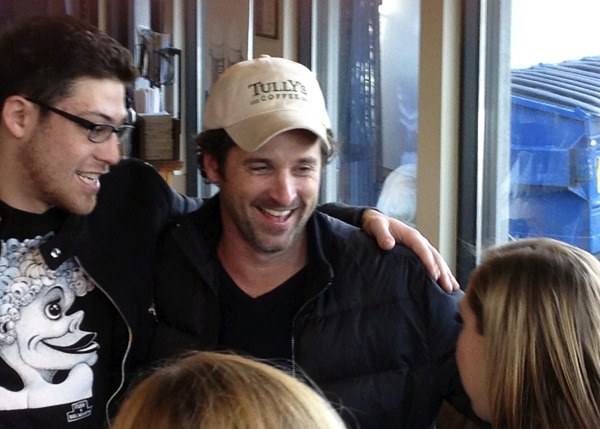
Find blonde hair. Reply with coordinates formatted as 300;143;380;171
466;238;600;428
111;351;347;429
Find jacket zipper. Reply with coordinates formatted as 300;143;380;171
74;256;133;429
290;280;332;378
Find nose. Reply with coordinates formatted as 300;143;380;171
270;170;297;206
94;133;121;166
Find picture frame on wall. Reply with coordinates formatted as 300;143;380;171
254;0;278;39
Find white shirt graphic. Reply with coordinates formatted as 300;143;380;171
0;236;98;410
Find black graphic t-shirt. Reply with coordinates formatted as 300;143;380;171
0;201;119;428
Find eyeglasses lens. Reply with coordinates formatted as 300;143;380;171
89;125;133;144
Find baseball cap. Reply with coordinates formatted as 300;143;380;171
204;55;332;152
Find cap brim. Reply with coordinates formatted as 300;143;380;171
224;110;331;152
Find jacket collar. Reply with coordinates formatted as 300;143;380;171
0;199;86;270
39;213;87;269
174;193;335;297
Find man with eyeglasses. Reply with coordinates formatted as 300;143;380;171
24;98;136;145
0;15;457;429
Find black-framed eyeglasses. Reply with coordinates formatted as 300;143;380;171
26;97;134;144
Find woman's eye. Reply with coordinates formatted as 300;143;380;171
45;299;62;320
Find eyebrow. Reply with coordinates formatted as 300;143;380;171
89;110;128;125
246;154;316;161
63;101;127;125
243;156;320;168
297;156;320;164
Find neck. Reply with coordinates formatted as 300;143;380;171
217;232;308;298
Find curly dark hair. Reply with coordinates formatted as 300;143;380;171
0;15;137;107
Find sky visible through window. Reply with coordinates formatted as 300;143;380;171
511;0;600;68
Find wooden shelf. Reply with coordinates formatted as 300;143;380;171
147;160;184;186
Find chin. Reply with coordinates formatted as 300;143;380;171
69;205;96;215
67;197;98;215
48;191;98;215
472;401;491;422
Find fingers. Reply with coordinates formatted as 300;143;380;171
375;223;396;250
363;210;395;250
396;226;460;293
405;231;442;283
429;243;460;292
362;209;460;292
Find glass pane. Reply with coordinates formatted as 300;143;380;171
376;0;420;227
507;0;600;254
323;0;420;227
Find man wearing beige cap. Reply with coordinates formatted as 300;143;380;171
150;56;480;428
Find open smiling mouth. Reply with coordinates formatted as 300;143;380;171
77;172;100;185
42;333;100;354
260;207;294;221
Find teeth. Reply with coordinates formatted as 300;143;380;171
263;208;291;217
78;173;100;184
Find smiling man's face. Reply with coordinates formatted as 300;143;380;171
18;77;127;214
206;129;322;256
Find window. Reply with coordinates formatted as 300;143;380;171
310;0;421;230
461;0;600;283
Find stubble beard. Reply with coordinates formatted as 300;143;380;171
226;200;312;256
20;141;97;215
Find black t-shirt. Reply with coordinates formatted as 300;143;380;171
218;263;306;364
0;201;119;428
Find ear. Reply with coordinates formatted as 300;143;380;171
202;152;222;184
2;96;34;139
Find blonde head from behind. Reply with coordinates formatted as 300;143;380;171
111;351;347;429
466;238;600;429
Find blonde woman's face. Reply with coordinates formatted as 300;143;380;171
456;296;490;421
